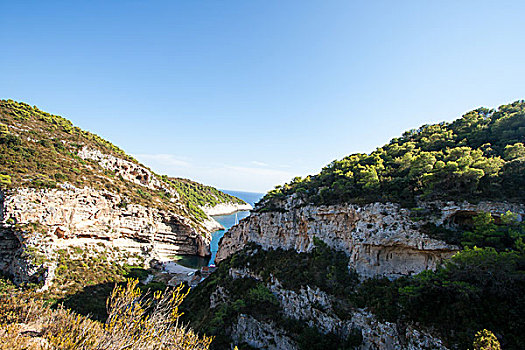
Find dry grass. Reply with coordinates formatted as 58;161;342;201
0;279;212;350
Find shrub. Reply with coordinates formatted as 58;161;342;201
473;329;501;350
0;279;213;350
0;174;11;185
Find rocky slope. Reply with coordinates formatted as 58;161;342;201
0;99;247;287
217;196;523;279
188;198;524;350
227;267;448;350
192;102;524;349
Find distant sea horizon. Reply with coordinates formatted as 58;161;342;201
219;189;265;207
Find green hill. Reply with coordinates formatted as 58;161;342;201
181;101;525;350
0;99;246;226
262;101;525;209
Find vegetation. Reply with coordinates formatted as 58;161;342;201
167;177;247;221
47;246;154;321
461;211;524;251
183;210;524;349
1;244;163;322
355;212;523;349
0;279;212;349
261;101;525;209
357;246;523;349
0;99;244;229
181;240;363;349
473;329;501;350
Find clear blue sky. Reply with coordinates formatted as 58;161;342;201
1;1;524;192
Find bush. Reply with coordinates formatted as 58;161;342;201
0;174;11;185
0;279;213;350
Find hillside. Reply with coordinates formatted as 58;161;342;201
168;177;251;219
183;102;525;350
0;99;247;228
0;99;248;320
261;101;525;209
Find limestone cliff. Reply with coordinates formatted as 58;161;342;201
226;267;448;350
0;185;214;285
0;100;250;287
217;196;524;278
201;202;253;216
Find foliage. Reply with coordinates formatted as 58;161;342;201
0;99;244;229
45;246;157;321
169;177;245;207
357;247;525;349
473;329;501;350
461;211;525;250
0;279;213;349
181;242;362;349
229;239;359;295
168;177;247;221
261;101;525;209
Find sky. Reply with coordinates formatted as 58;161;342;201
1;1;524;193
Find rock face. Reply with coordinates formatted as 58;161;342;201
217;198;524;279
0;185;212;284
78;147;180;198
231;314;299;350
267;279;447;350
201;202;253;216
223;267;447;350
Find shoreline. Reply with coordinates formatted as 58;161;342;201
202;202;253;217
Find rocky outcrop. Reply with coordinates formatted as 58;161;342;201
78;147;180;198
77;147;247;231
222;268;447;349
217;198;524;278
0;185;212;284
201;202;253;216
267;278;447;350
231;314;299;350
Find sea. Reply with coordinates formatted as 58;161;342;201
173;190;265;268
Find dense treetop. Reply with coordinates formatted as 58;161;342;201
0;99;245;227
262;101;525;208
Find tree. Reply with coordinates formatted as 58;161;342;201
504;143;525;160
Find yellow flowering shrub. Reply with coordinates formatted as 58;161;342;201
0;279;212;350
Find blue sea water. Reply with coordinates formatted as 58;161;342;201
219;189;265;207
174;190;265;268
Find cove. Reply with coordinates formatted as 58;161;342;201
173;190;264;268
208;210;251;265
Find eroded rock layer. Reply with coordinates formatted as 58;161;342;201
217;198;524;278
0;185;213;284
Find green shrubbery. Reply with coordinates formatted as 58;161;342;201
261;101;525;209
354;214;525;349
0;99;244;228
169;177;244;206
168;177;247;221
181;241;362;349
